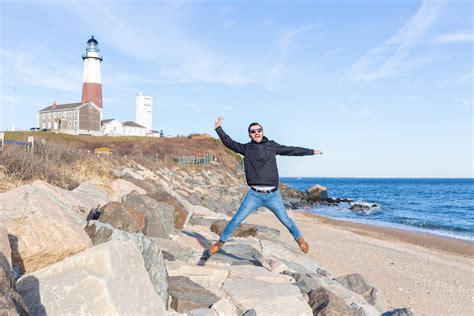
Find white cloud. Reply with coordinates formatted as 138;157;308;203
458;98;473;109
342;0;444;83
435;31;474;43
277;26;316;51
0;48;82;92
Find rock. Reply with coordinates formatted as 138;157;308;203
309;287;364;316
17;240;166;315
208;244;263;266
98;201;146;234
349;203;378;215
166;261;229;293
210;219;280;240
188;308;217;316
306;184;328;201
283;271;323;294
168;276;220;313
84;221;169;306
242;309;257;316
113;167;144;180
0;223;12;269
123;190;175;237
148;189;189;229
222;278;312;316
227;265;293;284
150;237;200;262
211;298;239;316
0;183;92;274
259;238;323;274
190;216;217;227
0;252;29;316
381;307;415;316
334;273;386;310
122;175;163;194
110;179;146;201
72;180;110;207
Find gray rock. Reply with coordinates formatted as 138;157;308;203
309;287;364;316
210;219;280;240
85;221;169;307
283;271;323;294
147;190;189;229
334;273;382;307
98;201;146;234
381;307;415;316
17;240;166;315
122;176;162;194
123;190;174;238
208;244;263;266
190;216;217;227
150;237;200;262
0;252;29;316
306;184;328;201
168;276;220;313
242;309;257;316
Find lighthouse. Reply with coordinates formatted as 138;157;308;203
81;36;103;111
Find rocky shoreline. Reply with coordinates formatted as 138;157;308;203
0;162;413;315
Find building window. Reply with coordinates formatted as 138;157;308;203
48;113;52;118
53;112;57;118
58;112;62;117
74;110;78;116
68;121;72;127
74;120;77;126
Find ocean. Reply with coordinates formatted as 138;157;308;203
280;177;474;242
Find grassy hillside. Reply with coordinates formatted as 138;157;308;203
0;132;241;192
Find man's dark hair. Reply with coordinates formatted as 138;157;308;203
248;122;262;133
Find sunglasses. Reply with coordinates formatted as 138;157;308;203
249;128;262;134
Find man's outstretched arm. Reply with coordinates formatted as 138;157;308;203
214;117;246;155
275;142;324;156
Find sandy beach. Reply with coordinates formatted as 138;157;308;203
245;210;474;316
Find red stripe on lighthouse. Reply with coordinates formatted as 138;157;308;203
81;82;103;109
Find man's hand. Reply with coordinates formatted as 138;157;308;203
215;117;224;129
314;149;323;155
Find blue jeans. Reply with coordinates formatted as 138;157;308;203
219;189;302;242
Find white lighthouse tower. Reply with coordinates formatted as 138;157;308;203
136;92;153;132
81;36;103;112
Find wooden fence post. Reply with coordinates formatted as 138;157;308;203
27;136;34;153
0;132;4;151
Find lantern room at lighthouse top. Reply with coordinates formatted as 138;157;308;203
82;36;102;61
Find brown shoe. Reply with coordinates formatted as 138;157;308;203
209;240;225;255
297;237;309;254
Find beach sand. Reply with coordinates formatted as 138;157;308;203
245;210;474;316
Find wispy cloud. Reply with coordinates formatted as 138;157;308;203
435;31;474;43
342;0;444;83
458;98;473;109
0;48;82;92
277;26;316;51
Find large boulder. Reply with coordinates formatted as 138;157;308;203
0;183;92;274
306;184;328;201
222;278;312;316
334;273;387;311
150;237;200;262
309;287;364;316
0;252;29;316
17;240;166;315
166;261;229;293
85;221;169;307
169;276;220;313
148;189;189;229
98;201;146;234
0;223;12;269
208;244;263;266
123;190;175;237
210;219;280;240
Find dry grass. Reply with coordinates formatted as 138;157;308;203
0;132;241;192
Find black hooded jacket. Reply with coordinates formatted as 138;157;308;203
215;126;314;187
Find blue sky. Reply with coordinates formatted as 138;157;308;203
1;0;472;177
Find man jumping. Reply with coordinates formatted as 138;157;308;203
209;117;323;255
